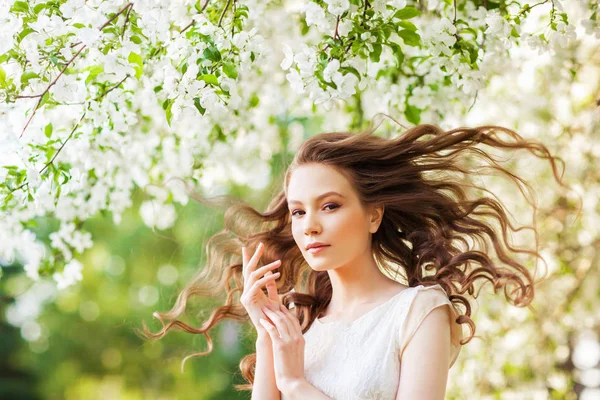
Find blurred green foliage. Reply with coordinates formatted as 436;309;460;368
0;180;278;400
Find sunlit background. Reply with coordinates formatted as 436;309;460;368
2;0;600;399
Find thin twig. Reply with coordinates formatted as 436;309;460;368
218;0;232;27
231;0;237;38
38;111;86;175
122;3;133;39
155;0;213;56
99;2;134;30
517;0;551;17
95;74;130;101
334;16;341;42
18;43;86;139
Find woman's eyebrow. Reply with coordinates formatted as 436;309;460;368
288;191;344;205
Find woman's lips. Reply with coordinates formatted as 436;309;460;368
308;245;329;254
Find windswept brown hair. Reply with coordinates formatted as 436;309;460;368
138;113;569;391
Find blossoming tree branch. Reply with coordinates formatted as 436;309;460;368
0;0;597;288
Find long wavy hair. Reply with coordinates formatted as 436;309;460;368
138;113;569;391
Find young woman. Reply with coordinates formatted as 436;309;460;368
141;114;566;399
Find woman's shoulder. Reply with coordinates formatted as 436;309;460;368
397;283;463;368
401;284;453;312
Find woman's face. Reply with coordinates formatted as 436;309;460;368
286;163;383;271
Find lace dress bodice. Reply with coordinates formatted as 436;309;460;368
280;284;463;400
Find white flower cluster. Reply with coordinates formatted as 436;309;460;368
0;0;596;319
281;43;359;110
0;1;599;395
0;0;269;287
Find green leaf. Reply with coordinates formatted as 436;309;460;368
209;124;226;142
369;43;383;63
398;29;421;46
381;24;395;40
398;21;418;31
44;123;53;138
20;70;40;85
249;93;259;108
203;46;221;62
300;17;310;36
223;62;238;79
198;74;219;86
17;28;34;43
11;1;29;13
33;3;46;13
127;52;143;79
404;104;421;124
510;26;520;38
165;99;173;126
131;35;142;44
84;65;104;84
3;192;14;207
60;171;70;185
340;66;361;80
0;67;6;88
39;91;50;107
193;97;206;115
389;43;405;67
234;9;248;18
459;27;478;36
393;6;421;20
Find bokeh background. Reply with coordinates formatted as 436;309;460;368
1;0;600;399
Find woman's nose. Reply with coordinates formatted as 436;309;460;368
303;214;321;235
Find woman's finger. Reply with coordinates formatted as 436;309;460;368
263;307;290;339
279;304;303;337
245;242;265;279
249;259;281;282
259;318;278;340
242;246;249;276
273;305;299;338
264;270;279;301
248;272;281;296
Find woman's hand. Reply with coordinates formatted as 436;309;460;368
259;303;306;393
239;242;283;333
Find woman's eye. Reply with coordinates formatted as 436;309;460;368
291;203;339;217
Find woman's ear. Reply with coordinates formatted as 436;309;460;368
369;204;385;233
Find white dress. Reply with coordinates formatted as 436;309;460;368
281;284;463;400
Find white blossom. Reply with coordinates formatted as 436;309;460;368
294;44;317;76
0;13;22;55
280;44;294;70
53;259;83;290
286;69;305;94
485;10;511;36
76;27;102;48
302;2;330;32
324;0;350;17
323;59;341;83
140;200;177;230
